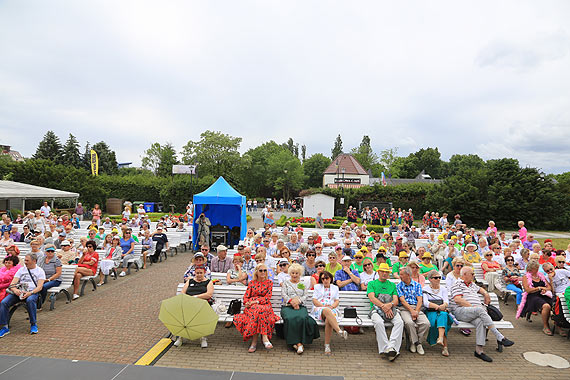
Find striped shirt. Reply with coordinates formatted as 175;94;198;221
449;279;482;309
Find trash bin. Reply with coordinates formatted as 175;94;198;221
144;202;155;213
106;198;123;215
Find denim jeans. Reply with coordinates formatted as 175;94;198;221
40;280;62;303
0;293;40;326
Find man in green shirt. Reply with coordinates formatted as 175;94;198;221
350;251;365;273
367;263;404;361
392;251;409;279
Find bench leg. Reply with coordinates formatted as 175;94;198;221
8;303;24;328
104;274;109;284
90;278;97;292
127;264;131;275
62;289;71;304
80;280;87;296
49;293;56;311
503;292;509;306
134;262;139;272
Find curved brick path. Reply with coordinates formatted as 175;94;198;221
0;251;190;364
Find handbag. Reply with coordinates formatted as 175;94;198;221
369;293;398;321
422;290;445;313
343;306;362;326
486;304;503;321
227;299;242;315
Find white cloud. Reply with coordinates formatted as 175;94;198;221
0;0;569;172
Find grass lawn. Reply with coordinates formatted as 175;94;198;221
537;238;570;251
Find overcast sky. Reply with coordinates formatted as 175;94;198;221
1;1;569;173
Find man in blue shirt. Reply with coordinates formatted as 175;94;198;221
335;256;361;291
396;266;430;355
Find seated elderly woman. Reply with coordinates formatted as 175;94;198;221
517;260;553;334
98;235;123;286
183;252;212;281
310;260;326;289
482;245;503;274
360;258;378;290
72;240;100;299
463;242;481;264
423;270;453;356
0;256;22;301
501;255;523;305
310;271;347;355
280;263;319;354
174;264;214;348
37;245;62;304
419;252;438;278
227;255;247;286
233;264;280;352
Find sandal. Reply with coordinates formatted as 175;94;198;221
263;340;273;349
296;344;304;355
442;347;449;357
248;345;257;353
543;328;553;336
324;344;332;355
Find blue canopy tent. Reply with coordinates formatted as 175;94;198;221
192;177;247;250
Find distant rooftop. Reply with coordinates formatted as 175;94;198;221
0;144;24;162
323;154;368;175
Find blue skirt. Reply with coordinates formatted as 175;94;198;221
425;310;453;345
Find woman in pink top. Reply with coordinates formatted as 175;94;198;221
485;221;497;237
518;221;527;243
481;251;502;275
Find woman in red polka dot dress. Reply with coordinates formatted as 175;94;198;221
233;264;280;352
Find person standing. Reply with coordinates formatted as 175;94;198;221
75;203;84;221
196;213;211;249
40;202;51;218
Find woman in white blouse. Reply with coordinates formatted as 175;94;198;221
310;271;347;355
359;258;378;290
280;264;319;354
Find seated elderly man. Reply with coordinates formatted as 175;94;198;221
0;253;46;336
396;267;430;355
210;245;233;273
450;266;514;362
335;256;361;291
367;263;404;361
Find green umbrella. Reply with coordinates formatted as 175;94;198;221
159;294;218;340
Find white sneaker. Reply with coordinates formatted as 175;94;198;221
173;336;182;347
119;272;126;277
410;343;416;353
338;330;348;340
72;294;80;300
416;344;425;355
200;337;208;348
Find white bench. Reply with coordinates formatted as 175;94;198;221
552;293;570;339
175;283;512;343
47;265;76;310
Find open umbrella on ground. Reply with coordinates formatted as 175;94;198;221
159;294;218;340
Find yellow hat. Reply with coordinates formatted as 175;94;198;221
399;251;409;258
378;246;387;252
359;246;368;253
370;231;376;235
465;234;472;239
422;252;432;259
354;252;364;258
451;235;458;240
438;234;446;240
377;263;391;272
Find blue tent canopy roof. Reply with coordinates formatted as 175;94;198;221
193;177;244;205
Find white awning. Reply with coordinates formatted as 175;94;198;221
0;180;79;199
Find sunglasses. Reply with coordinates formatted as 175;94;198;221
279;263;288;266
506;259;514;262
201;249;209;252
306;254;316;257
255;259;264;263
545;269;554;273
258;269;267;272
363;263;372;267
485;254;492;257
316;264;325;268
455;264;464;267
431;276;442;279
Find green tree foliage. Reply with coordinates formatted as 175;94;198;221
61;133;81;167
378;147;399;175
141;142;179;177
391;147;446;178
301;144;306;162
241;141;284;197
303;153;331;188
182;131;242;182
267;149;305;200
82;142;91;171
91;141;118;175
33;131;62;163
331;134;343;160
350;135;379;174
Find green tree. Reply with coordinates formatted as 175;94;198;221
267;149;305;200
331;134;343;160
301;144;306;162
34;131;62;163
141;142;179;177
181;131;243;182
303;153;331;188
241;141;284;197
61;133;81;167
350;135;379;173
391;147;445;178
91;141;118;175
82;142;91;171
378;147;399;175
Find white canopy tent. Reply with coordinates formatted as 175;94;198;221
0;180;80;213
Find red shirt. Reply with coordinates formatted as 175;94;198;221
79;251;99;275
539;254;555;266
